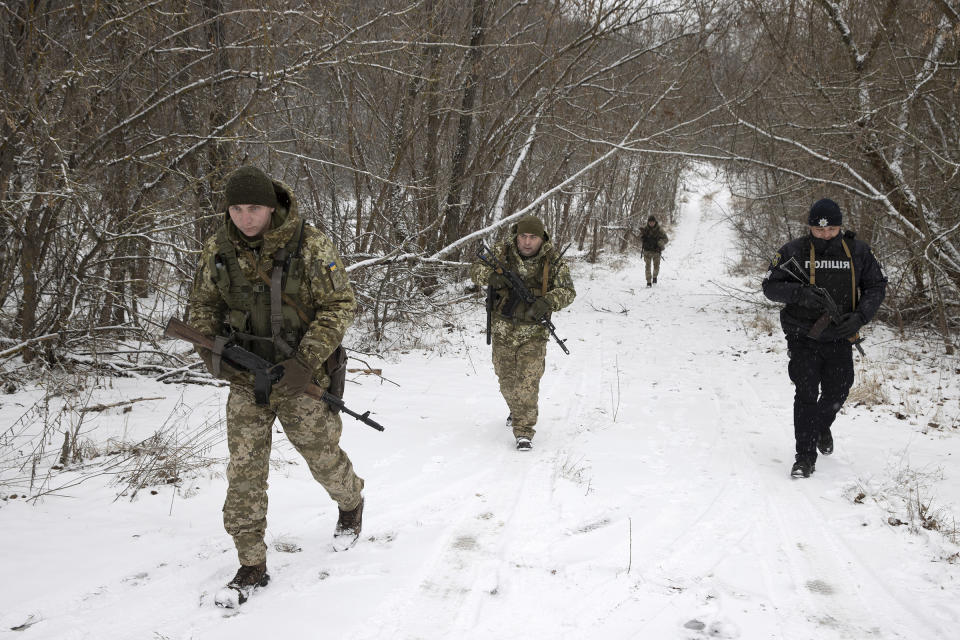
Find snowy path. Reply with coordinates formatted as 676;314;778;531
1;171;958;639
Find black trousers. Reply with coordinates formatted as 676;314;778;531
786;336;855;463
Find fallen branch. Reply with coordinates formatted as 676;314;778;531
0;334;60;360
78;397;164;414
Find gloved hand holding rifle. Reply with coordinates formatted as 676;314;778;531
165;317;385;431
778;257;865;356
477;243;569;355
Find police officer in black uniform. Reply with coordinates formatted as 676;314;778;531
762;198;887;478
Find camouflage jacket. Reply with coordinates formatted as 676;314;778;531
640;223;668;252
188;180;355;386
470;226;576;343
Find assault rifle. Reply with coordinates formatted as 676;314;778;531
778;257;865;356
476;243;570;354
164;318;385;431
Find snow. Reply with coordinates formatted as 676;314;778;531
2;169;958;639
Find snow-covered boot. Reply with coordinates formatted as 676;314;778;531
790;458;815;478
332;496;364;552
215;562;268;608
515;436;532;451
817;428;834;455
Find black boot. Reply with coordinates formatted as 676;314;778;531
333;496;364;552
215;562;269;608
817;428;834;455
790;458;815;478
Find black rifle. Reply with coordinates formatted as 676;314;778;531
778;257;865;355
165;318;385;431
477;243;570;354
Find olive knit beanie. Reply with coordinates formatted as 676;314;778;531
516;215;546;239
224;166;278;209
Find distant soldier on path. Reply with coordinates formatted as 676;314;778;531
762;198;887;478
640;216;669;287
471;216;576;451
188;166;365;605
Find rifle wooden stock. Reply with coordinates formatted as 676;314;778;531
165;317;215;351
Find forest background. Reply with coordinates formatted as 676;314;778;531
1;0;958;381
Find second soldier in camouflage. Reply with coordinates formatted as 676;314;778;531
470;215;576;451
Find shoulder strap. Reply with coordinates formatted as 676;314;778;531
808;242;816;285
840;237;857;310
267;221;307;357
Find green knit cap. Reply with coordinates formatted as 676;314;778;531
224;166;278;209
516;215;545;239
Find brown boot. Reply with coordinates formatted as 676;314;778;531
333;496;364;552
215;562;269;608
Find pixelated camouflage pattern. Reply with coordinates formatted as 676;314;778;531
471;224;576;438
188;180;355;387
643;250;661;283
187;179;362;566
224;383;363;566
492;330;547;438
469;229;576;344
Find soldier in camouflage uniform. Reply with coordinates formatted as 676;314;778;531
188;166;364;602
470;215;576;451
640;215;669;287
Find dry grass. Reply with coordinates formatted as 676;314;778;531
847;369;888;407
743;311;778;336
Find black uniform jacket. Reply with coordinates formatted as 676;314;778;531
762;230;887;342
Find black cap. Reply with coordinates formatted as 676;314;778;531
808;198;842;227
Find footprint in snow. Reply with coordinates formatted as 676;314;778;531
683;618;740;638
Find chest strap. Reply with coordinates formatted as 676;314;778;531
268;221;305;357
809;240;857;308
840;238;856;310
270;246;293;358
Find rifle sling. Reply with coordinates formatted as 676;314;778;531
212;335;230;378
270;247;293;358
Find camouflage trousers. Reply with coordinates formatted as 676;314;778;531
643;250;661;283
224;383;364;566
492;328;548;440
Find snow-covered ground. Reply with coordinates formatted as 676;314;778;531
2;170;958;639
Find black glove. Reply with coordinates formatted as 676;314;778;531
795;286;831;311
834;312;864;339
522;297;552;322
272;358;313;396
488;271;510;289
